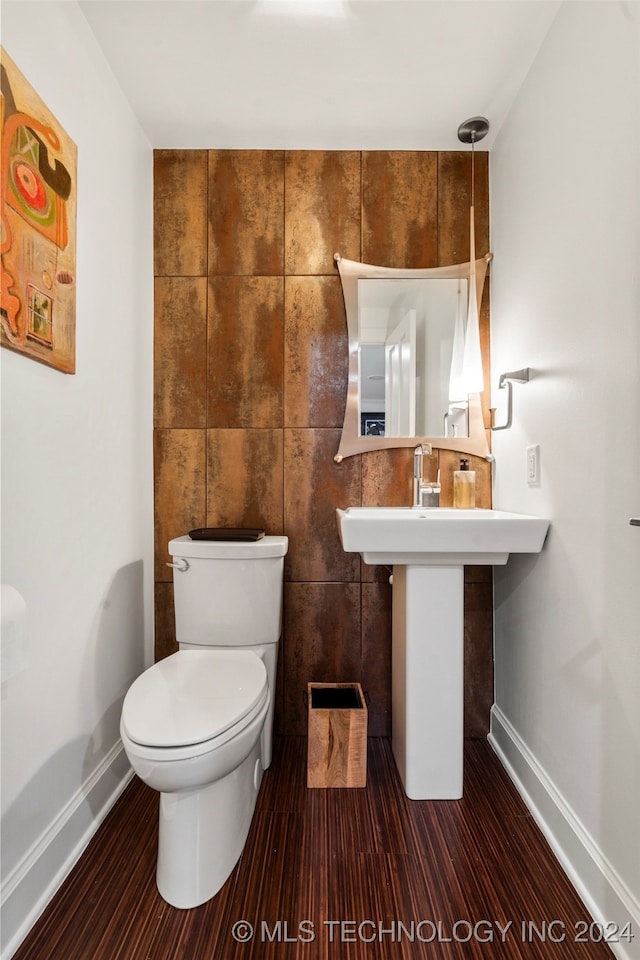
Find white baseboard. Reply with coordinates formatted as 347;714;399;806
490;705;640;960
1;742;134;960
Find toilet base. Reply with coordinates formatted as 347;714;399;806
156;741;263;909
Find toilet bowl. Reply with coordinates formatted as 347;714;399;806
121;533;287;908
121;649;269;792
121;648;270;907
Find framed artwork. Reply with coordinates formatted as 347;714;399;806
1;47;77;374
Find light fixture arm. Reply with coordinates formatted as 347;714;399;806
457;116;489;209
456;116;490;397
490;368;531;431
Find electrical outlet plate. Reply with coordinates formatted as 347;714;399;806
526;444;540;485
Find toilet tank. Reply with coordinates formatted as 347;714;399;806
168;535;288;648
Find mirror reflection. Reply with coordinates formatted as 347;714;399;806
358;277;469;439
334;254;492;462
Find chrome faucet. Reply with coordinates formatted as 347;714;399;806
412;443;440;508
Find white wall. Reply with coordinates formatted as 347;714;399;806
490;3;640;956
0;5;154;957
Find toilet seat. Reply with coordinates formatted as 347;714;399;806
121;649;268;751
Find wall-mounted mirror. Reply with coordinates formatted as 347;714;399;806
334;254;492;462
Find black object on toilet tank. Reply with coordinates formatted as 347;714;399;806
188;528;265;542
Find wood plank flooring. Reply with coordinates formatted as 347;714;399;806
13;738;615;960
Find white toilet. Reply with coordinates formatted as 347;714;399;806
120;533;288;909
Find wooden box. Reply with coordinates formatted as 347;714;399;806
307;682;367;788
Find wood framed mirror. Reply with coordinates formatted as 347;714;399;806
334;253;492;462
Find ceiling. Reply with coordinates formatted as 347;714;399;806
79;0;561;150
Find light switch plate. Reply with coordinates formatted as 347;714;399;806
526;444;540;485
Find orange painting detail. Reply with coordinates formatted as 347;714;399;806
1;47;77;373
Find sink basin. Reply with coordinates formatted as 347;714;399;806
336;507;550;565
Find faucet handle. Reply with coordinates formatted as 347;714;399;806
418;481;440;508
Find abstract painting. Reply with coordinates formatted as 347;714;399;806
1;47;77;374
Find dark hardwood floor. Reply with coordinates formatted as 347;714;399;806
14;738;614;959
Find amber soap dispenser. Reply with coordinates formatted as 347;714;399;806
453;458;476;509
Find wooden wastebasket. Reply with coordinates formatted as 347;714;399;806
307;682;367;788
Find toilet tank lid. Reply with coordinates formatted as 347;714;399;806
169;534;288;560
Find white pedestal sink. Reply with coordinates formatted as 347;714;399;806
336;507;550;800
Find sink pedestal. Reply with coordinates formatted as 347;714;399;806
391;564;464;800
